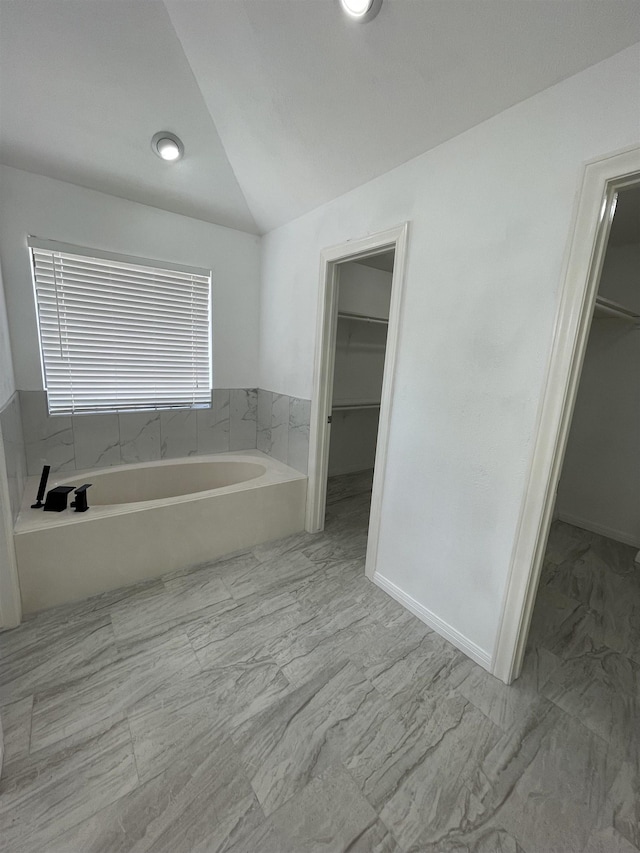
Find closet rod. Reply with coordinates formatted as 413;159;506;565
332;402;381;411
337;311;388;325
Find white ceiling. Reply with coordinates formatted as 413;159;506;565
1;1;639;235
0;1;257;233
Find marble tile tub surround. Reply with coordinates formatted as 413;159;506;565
18;388;311;478
0;391;27;523
0;484;638;852
258;388;311;474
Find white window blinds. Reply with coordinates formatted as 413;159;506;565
29;239;212;415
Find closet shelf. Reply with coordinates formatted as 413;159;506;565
337;311;388;326
594;296;640;323
332;401;381;411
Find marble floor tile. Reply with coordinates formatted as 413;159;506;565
583;826;640;853
539;643;640;757
0;695;33;769
527;585;604;658
222;548;319;600
3;488;640;853
458;645;559;732
480;710;620;853
0;720;138;853
608;760;640;849
268;764;381;853
127;660;293;783
44;735;264;853
0;612;118;706
110;565;233;642
368;630;475;729
29;628;200;753
233;660;386;816
186;589;306;669
366;695;501;850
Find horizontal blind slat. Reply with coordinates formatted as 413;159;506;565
32;245;212;415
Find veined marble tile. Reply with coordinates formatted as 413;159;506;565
110;566;233;642
0;695;33;769
196;389;230;454
417;826;528;852
73;413;121;469
271;576;431;688
477;710;619;853
21;389;75;475
224;817;290;853
268;764;380;853
128;659;292;783
45;735;264;853
160;409;197;458
348;693;500;850
229;388;257;451
583;826;640;853
0;719;138;853
0;613;117;706
29;628;200;752
270;393;289;463
326;469;374;505
540;644;640;758
367;630;474;729
118;410;161;463
288;397;311;474
543;520;592;566
527;586;604;658
600;571;640;666
233;660;390;817
609;760;640;849
222;548;318;600
129;693;228;783
257;388;272;454
186;589;305;670
458;645;559;732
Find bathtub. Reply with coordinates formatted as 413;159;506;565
13;451;307;614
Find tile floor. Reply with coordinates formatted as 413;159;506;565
0;471;638;852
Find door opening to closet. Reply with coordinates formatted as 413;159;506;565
324;251;394;552
524;181;640;698
306;222;409;582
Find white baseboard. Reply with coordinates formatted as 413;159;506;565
373;572;492;671
557;513;640;548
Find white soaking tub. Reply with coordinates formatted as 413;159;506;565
14;451;307;614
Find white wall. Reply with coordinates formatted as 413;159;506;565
259;44;640;663
0;260;21;631
0;262;16;409
556;244;640;546
0;166;261;392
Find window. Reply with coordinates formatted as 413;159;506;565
29;238;211;415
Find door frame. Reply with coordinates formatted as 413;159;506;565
492;145;640;684
306;222;409;580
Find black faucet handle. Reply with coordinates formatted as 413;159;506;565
70;483;92;513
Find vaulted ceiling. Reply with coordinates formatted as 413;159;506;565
1;1;639;235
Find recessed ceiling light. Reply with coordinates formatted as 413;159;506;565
340;0;382;21
151;131;184;162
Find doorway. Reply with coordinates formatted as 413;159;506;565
306;223;409;583
324;251;394;557
493;146;640;684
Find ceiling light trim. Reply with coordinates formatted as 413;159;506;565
339;0;383;23
151;131;184;162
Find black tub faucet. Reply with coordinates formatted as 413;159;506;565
70;484;92;512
